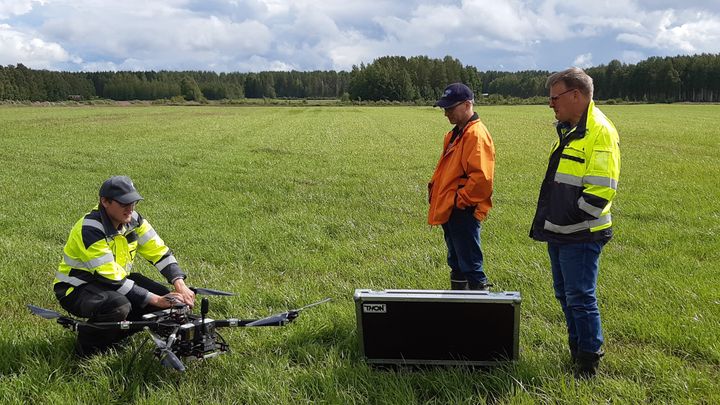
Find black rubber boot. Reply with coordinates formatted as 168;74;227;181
569;341;579;363
468;281;493;291
575;350;604;378
450;271;469;290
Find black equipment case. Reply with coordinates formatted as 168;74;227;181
354;289;521;366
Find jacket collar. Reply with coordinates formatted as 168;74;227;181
556;101;592;140
96;204;139;236
453;112;479;137
447;112;479;149
97;205;122;236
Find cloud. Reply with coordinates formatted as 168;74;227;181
573;53;594;68
34;1;274;71
0;0;43;19
0;23;79;68
620;50;645;64
235;55;294;72
1;0;720;72
616;9;720;53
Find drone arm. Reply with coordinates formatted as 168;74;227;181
56;317;80;330
58;317;170;332
79;319;162;331
213;319;262;328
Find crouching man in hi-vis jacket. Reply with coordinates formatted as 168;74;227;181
54;176;195;357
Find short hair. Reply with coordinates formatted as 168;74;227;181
546;67;594;99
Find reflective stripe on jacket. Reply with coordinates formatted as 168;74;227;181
54;206;185;307
428;113;495;225
530;101;620;243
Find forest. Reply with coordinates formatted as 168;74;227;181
0;53;718;103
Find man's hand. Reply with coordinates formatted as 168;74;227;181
172;278;195;308
149;292;183;309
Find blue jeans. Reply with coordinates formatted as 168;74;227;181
548;241;606;353
441;208;486;284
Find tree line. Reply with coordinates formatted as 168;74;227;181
1;53;718;103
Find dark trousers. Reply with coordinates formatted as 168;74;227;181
441;207;486;284
59;273;170;353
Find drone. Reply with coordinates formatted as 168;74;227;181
28;287;330;372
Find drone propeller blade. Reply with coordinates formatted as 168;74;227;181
146;328;186;372
246;312;290;327
246;298;331;327
190;287;235;296
295;298;332;312
27;304;62;319
160;350;186;372
147;330;168;349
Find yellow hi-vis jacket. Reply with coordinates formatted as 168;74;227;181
54;206;185;307
530;101;620;243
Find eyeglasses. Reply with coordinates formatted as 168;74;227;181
549;88;576;102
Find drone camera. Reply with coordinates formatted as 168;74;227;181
175;317;226;358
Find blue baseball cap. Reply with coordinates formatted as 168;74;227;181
99;176;143;204
434;83;474;108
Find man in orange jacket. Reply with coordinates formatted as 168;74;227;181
428;83;495;290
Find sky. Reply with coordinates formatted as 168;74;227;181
1;0;719;73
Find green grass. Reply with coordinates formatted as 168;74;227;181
0;104;718;404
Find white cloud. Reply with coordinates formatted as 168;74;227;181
80;60;121;72
1;0;720;72
375;5;461;47
253;0;291;18
0;0;44;19
620;50;645;64
235;55;294;71
327;39;381;70
35;1;274;71
573;53;594;68
654;11;720;52
461;0;552;42
616;9;720;53
0;23;79;68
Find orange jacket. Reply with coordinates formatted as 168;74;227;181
428;114;495;225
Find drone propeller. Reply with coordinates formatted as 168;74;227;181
147;328;186;372
27;305;62;319
148;329;168;349
246;298;332;327
159;351;186;372
190;287;235;296
295;297;332;311
246;312;291;327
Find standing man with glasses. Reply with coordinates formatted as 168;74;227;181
530;68;620;378
428;83;495;290
54;176;195;357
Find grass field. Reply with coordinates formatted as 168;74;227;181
0;104;718;404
